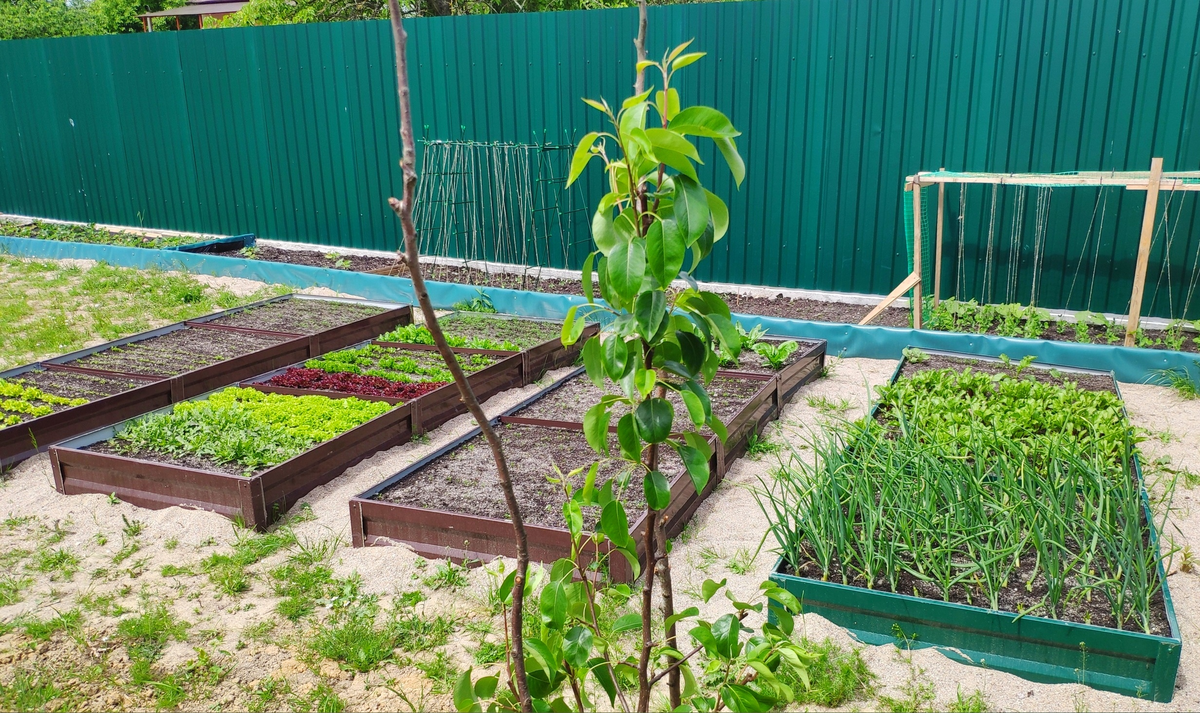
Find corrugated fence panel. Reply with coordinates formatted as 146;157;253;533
0;0;1197;317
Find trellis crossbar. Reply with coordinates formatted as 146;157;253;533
864;159;1199;345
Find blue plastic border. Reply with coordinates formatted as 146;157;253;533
3;235;1198;385
163;233;256;253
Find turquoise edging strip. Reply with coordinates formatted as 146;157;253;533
3;236;1197;385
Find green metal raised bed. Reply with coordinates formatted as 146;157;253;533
769;350;1182;702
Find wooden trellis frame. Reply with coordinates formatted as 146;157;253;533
862;159;1200;346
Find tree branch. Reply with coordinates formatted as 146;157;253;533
633;0;647;94
385;4;531;711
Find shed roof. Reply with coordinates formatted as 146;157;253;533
139;1;247;18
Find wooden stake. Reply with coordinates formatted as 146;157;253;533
1125;157;1164;347
934;167;945;307
912;185;924;329
860;271;921;325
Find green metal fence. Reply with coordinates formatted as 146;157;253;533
1;0;1198;317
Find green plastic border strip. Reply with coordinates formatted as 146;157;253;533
2;235;1198;385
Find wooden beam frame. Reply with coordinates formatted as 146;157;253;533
911;186;923;328
933;167;945;307
907;170;1199;191
1125;157;1165;346
860;272;921;326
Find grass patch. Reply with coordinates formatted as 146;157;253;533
201;524;298;596
28;547;80;581
22;609;82;641
779;637;875;707
117;601;189;663
0;669;66;712
948;686;990;713
422;560;468;591
0;575;33;607
416;651;459;694
311;593;454;673
472;640;506;665
0;255;288;369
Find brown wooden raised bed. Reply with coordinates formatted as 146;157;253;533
49;385;415;530
349;415;720;584
372;317;597;386
239;342;528;435
1;295;412;468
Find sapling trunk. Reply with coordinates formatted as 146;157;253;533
385;4;532;710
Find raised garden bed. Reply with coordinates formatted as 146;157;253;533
764;349;1181;701
204;296;391;336
50;386;413;529
720;337;826;403
242;341;527;434
374;315;598;386
350;418;718;583
1;295;413;468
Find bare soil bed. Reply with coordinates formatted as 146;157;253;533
513;373;762;433
86;440;253;477
66;328;291;378
438;315;562;349
14;368;143;403
210;299;385;334
378;422;681;529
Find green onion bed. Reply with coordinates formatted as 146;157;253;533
759;359;1172;635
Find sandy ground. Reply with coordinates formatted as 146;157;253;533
1;345;1198;708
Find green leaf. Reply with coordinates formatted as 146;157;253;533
708;412;728;443
617;414;641;462
684;431;713;460
668;39;694;62
635;398;674;443
635;59;658;73
654;88;681;120
688;624;719;655
567;131;600;187
563;498;583;538
701;577;727;603
721;683;760;713
668;106;740;138
714;136;746;187
581;461;599;504
665;606;699;631
705;190;730;241
612;613;642;634
677;444;710;493
524;637;557;676
607;240;646;303
563;626;594;669
583;403;611;455
596;256;616;306
681;380;712;422
592;208;617;255
680;389;705;427
645;128;701;161
581;251;596;303
453;668;480;712
769;602;794;637
560;305;582;346
700;291;732;320
473;676;498;701
647;217;686;287
582;97;608;113
588;657;618;706
582;336;604;388
497;570;517;604
671;51;706;70
706;313;740;354
633;290;667;341
619;102;648;139
622;87;654;110
600;500;630;546
673;175;711;245
644;470;671;510
678;330;705;375
681;661;699;699
653;147;699;183
711;613;741;659
634;368;656;398
602;335;631;380
540;581;568;629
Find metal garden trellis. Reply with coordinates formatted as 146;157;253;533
861;159;1200;345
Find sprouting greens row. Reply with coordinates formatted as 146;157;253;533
303;345;495;384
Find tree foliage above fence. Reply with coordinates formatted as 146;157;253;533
0;0;1198;317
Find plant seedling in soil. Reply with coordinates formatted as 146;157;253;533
422;560;469;591
745;429;781;459
452;289;499;313
1153;362;1200;399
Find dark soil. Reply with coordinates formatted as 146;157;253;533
442;315;563;350
723;339;823;374
88;440;251;477
211;299;386;335
513;373;764;433
243;247;910;324
780;553;1170;636
898;353;1118;394
16;369;142;402
378;422;682;529
66;328;291;378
